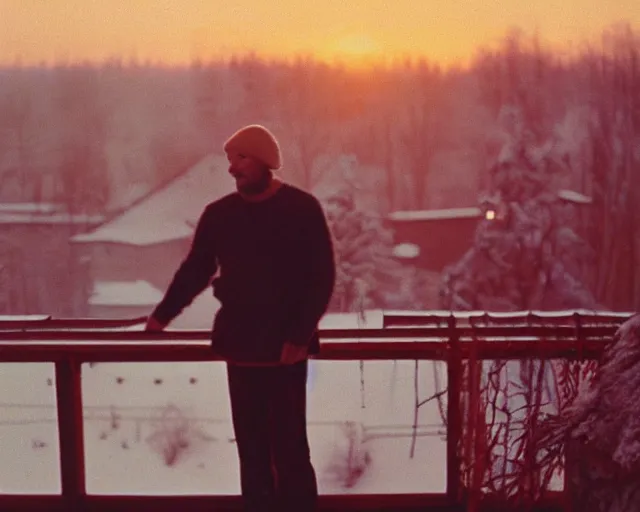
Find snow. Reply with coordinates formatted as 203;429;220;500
0;203;61;214
321;174;427;312
388;207;483;222
89;281;165;307
386;191;589;224
535;314;640;510
383;309;633;321
319;310;384;329
165;291;221;330
0;357;448;495
557;189;592;205
392;243;421;259
440;113;598;313
0;201;104;224
71;154;236;246
169;306;383;332
80;220;196;246
0;213;105;225
0;315;51;322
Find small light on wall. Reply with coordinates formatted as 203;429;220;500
485;209;496;220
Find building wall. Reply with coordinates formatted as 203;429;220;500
391;217;480;272
80;239;191;293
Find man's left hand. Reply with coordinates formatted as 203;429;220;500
280;342;308;365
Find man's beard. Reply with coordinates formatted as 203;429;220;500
237;169;273;195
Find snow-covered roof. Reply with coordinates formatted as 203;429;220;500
0;315;51;321
0;213;105;225
389;207;483;222
389;190;590;224
0;202;104;225
89;280;165;307
71;154;235;246
0;203;61;214
557;189;592;205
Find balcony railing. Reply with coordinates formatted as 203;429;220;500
0;310;632;511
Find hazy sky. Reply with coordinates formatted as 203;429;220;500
1;0;637;67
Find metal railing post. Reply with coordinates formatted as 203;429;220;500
55;358;86;510
446;314;462;505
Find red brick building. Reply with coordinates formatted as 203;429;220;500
389;190;591;273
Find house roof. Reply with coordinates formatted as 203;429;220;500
389;207;483;222
0;203;61;213
0;315;51;322
0;202;104;225
389;190;591;223
557;189;592;205
71;154;235;246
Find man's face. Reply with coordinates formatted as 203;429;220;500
227;151;270;193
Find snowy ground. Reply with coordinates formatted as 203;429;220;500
0;359;448;495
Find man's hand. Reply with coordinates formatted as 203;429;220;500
144;316;166;332
280;342;308;365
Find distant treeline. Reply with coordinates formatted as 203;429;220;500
0;24;638;312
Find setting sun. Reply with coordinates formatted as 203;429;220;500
324;33;384;68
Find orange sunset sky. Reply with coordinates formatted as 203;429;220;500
1;0;638;68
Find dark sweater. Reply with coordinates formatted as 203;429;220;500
152;183;336;363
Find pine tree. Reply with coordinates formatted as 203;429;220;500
440;107;597;311
319;156;430;313
437;107;599;503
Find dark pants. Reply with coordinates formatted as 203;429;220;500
227;360;318;512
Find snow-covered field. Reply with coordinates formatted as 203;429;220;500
0;357;449;496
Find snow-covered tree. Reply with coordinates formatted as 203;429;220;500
440;107;597;311
436;108;600;506
535;314;640;511
319;156;431;313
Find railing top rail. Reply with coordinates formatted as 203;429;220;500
0;324;624;341
0;310;634;331
0;312;631;362
0;337;614;362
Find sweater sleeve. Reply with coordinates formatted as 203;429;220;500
151;206;219;326
287;197;336;346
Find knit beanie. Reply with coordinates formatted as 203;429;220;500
223;124;282;170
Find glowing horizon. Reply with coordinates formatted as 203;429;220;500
1;0;638;69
